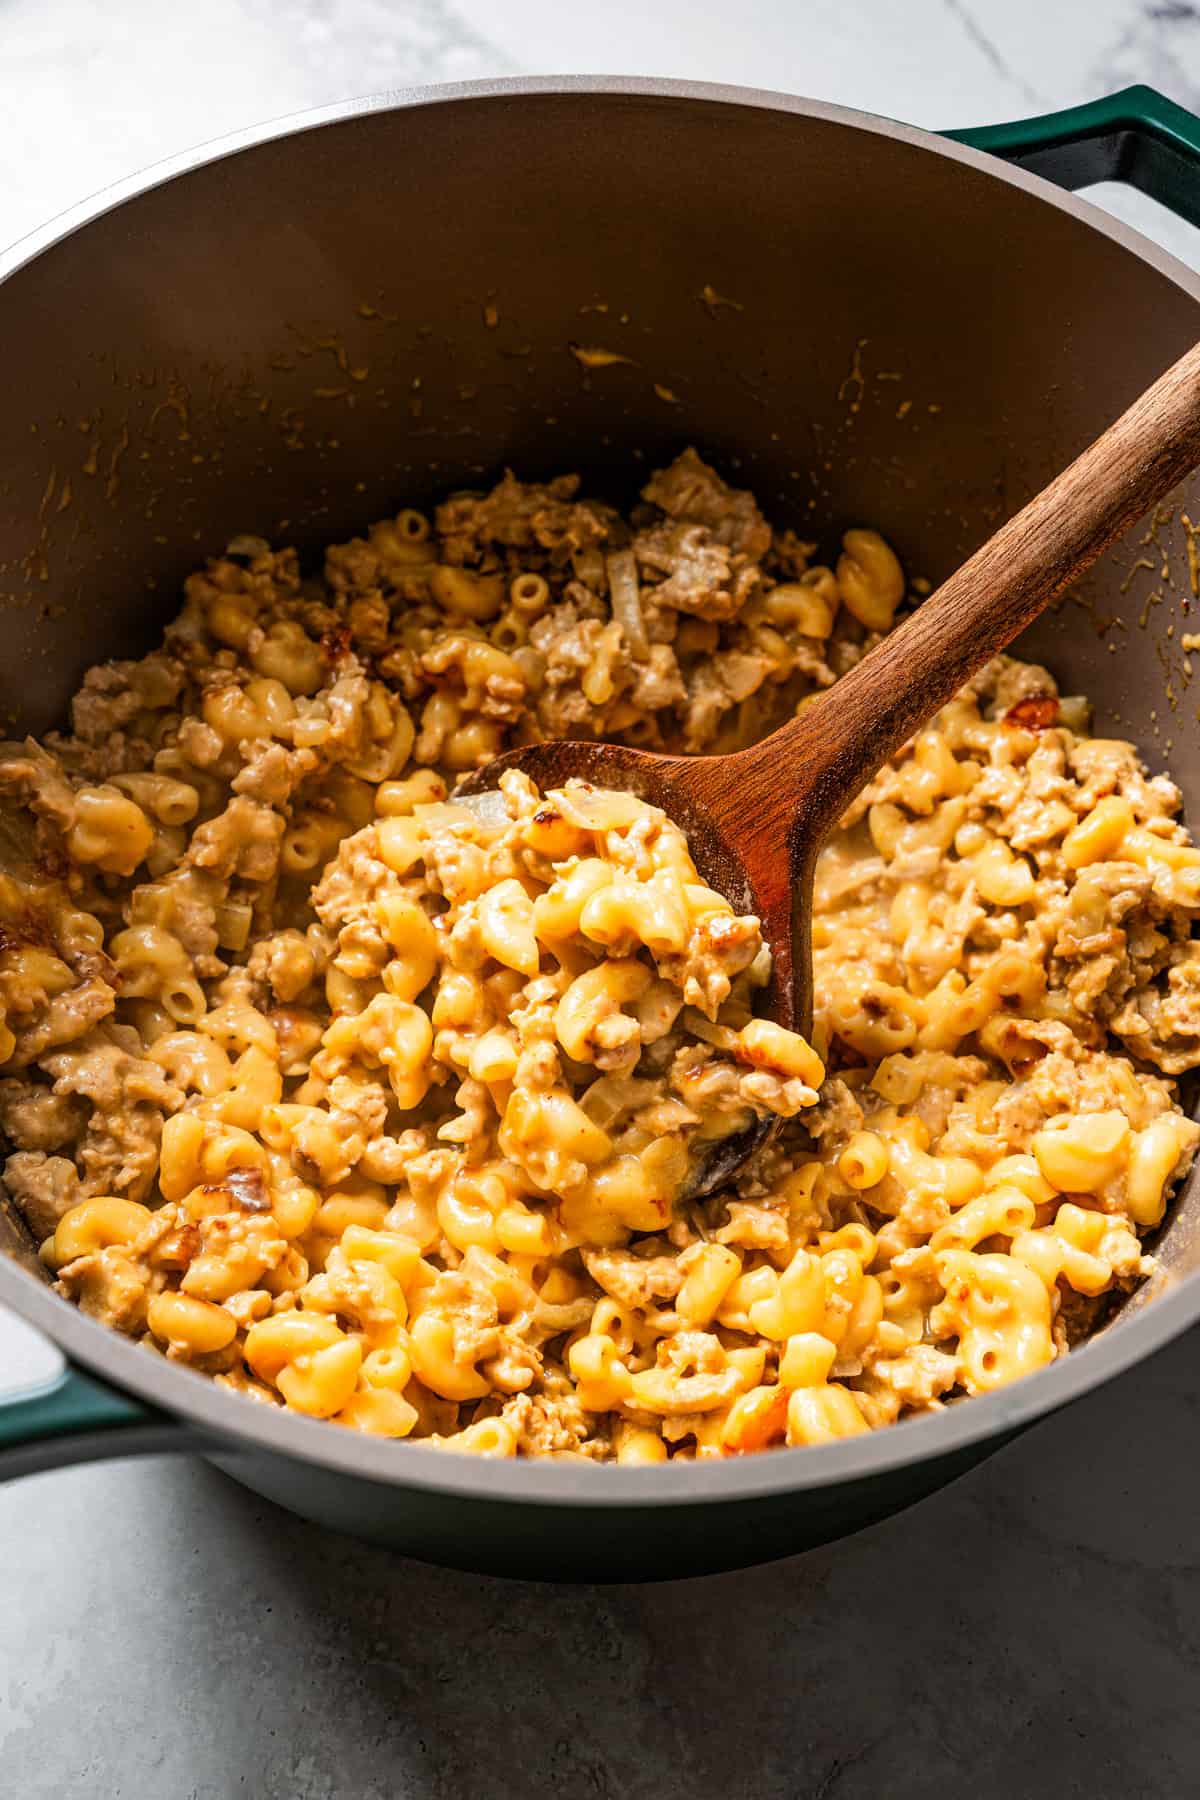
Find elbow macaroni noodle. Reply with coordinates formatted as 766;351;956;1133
0;447;1197;1462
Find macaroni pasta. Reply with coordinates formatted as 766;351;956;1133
0;447;1197;1461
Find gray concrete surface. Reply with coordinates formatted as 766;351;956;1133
3;3;1200;1795
3;1323;1199;1797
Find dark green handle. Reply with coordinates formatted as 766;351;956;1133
946;85;1200;230
0;1362;207;1480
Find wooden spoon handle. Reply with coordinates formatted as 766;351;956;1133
765;337;1200;840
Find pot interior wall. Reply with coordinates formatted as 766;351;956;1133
1;88;1199;1304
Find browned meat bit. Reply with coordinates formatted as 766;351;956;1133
187;797;285;882
2;1150;81;1239
320;624;355;667
180;545;301;620
324;535;392;597
346;593;392;652
40;1030;182;1202
494;1387;600;1457
641;446;772;560
1004;696;1060;732
231;740;318;806
1115;949;1200;1073
0;742;80;834
770;527;818;578
583;1245;685;1309
70;652;186;745
436;471;619;565
2;966;118;1071
715;1201;790;1252
633;521;760;621
153;1222;202;1270
206;1165;271;1213
59;1245;150;1331
0;1077;87;1153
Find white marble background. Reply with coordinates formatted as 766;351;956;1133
2;0;1200;266
4;4;1200;1796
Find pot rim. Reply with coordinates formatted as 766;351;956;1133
3;73;1199;1507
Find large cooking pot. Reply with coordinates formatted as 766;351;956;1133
2;78;1200;1581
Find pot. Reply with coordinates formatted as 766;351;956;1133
1;78;1199;1581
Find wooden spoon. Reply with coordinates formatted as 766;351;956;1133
462;341;1200;1193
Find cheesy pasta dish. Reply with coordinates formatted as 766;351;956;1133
1;448;1198;1461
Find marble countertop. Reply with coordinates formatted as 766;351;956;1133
3;3;1200;1795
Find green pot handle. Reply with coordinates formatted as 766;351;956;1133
0;1361;210;1481
946;84;1200;229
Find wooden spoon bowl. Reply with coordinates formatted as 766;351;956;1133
463;341;1200;1192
